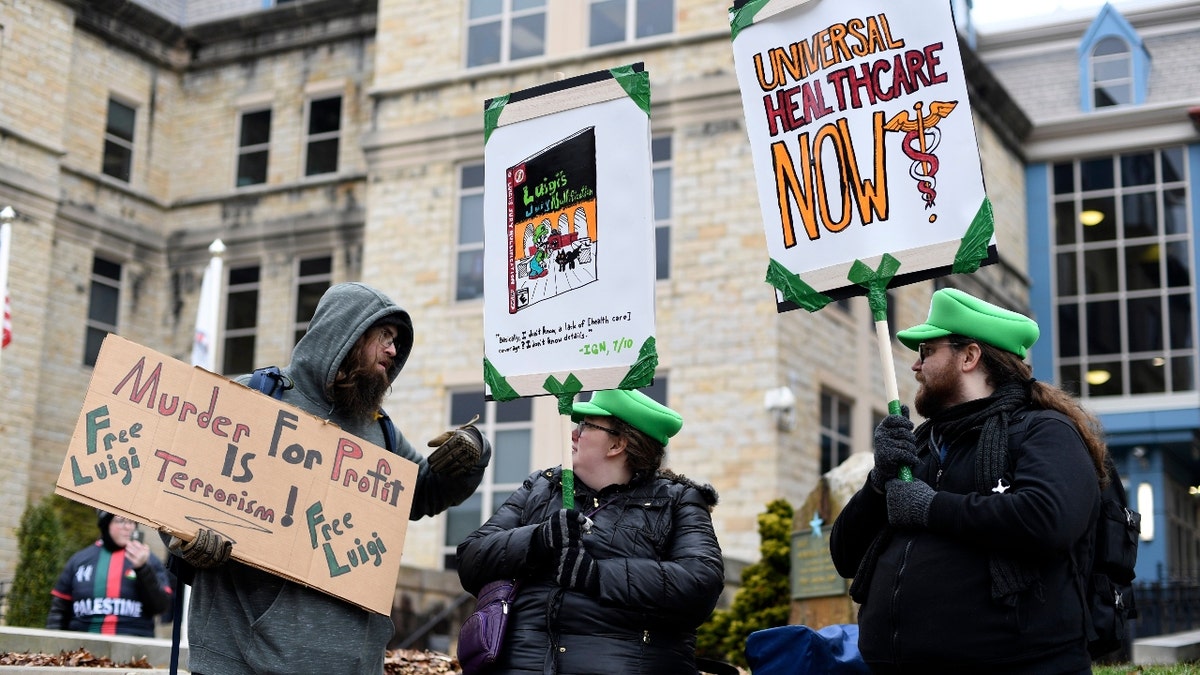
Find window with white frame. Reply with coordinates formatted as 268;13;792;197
1052;146;1195;398
223;264;260;375
84;256;121;367
466;0;546;68
102;98;135;182
1090;36;1132;108
588;0;673;47
820;389;852;475
305;96;342;177
456;163;486;301
236;109;271;187
294;255;332;346
442;391;533;569
652;135;672;280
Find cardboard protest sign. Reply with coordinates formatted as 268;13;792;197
55;335;417;615
730;0;996;310
481;64;658;401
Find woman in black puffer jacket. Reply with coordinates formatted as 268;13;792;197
457;389;724;675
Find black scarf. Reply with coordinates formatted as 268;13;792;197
849;383;1040;604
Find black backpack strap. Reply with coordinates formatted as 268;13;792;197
376;410;397;454
249;366;293;399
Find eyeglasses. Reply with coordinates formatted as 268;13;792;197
917;341;970;363
576;420;619;436
112;517;137;527
374;329;397;349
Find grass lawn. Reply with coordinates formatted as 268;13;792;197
1094;664;1200;674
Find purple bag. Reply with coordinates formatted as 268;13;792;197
457;579;519;675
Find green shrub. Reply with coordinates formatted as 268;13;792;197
50;495;99;553
696;498;793;667
6;495;66;627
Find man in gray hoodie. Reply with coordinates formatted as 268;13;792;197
168;282;490;675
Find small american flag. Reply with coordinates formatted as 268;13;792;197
2;294;10;349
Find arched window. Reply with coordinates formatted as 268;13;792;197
1091;36;1132;108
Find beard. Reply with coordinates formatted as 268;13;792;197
914;365;960;419
328;350;392;422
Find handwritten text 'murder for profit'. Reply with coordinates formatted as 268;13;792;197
68;355;409;581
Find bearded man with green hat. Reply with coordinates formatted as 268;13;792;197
831;287;1112;673
457;388;725;674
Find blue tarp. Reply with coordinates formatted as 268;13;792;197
745;623;869;674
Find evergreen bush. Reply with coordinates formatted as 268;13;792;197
51;495;99;553
6;495;66;627
696;498;793;667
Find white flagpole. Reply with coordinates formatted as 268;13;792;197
191;239;225;372
0;206;15;375
181;238;223;645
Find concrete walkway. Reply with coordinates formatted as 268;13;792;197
0;626;186;674
1132;628;1200;665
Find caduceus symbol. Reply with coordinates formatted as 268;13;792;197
884;100;957;210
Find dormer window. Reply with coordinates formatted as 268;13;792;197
1091;36;1132;108
1077;5;1149;112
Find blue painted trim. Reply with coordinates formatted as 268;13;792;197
1190;144;1200;379
1025;163;1055;381
1077;4;1151;111
1100;407;1200;434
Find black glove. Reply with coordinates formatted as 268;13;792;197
427;415;483;476
557;545;600;595
537;508;586;554
885;478;936;528
168;528;232;569
870;407;918;493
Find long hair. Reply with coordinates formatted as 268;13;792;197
606;415;666;478
326;328;391;421
974;340;1109;485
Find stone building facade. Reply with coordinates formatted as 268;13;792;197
0;0;1033;634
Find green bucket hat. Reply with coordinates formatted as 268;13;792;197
897;288;1040;359
571;389;683;446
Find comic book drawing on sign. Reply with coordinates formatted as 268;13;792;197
508;127;600;314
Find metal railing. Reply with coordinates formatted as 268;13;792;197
1130;580;1200;640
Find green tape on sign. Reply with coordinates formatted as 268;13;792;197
483;357;520;402
848;254;901;322
617;337;658;390
483;94;509;145
765;258;832;312
611;65;651;116
729;0;771;41
544;374;584;415
953;197;994;274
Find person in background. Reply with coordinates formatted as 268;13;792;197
830;288;1109;674
457;388;725;674
165;281;492;675
48;510;172;637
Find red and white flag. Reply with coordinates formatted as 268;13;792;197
2;294;10;349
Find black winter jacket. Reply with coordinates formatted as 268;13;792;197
830;408;1100;674
457;467;724;675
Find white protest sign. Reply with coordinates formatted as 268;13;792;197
731;0;995;308
482;65;658;400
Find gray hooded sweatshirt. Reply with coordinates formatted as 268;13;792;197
185;282;488;675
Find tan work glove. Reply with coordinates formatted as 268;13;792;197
168;528;233;569
426;414;483;476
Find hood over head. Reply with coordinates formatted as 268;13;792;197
289;282;413;399
97;509;120;551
